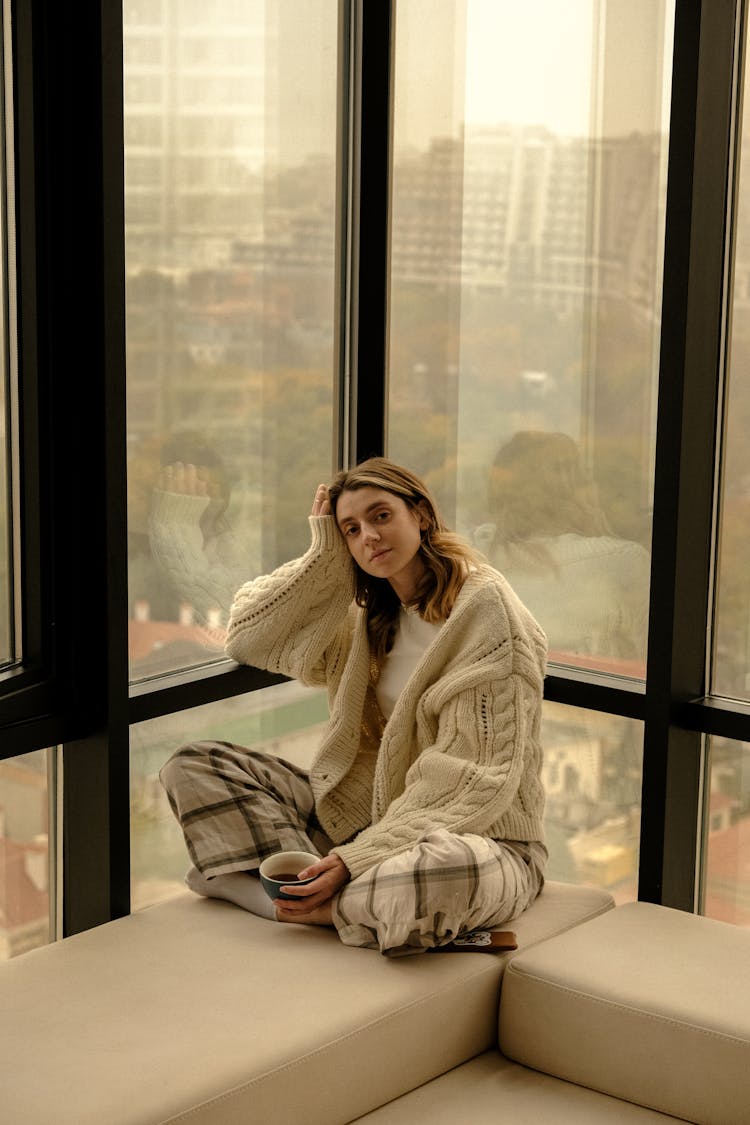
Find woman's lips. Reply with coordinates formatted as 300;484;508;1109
369;547;391;563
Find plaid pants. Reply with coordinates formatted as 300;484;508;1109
160;742;546;956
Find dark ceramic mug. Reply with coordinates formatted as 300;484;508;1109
258;850;321;901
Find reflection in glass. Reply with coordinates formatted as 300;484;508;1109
0;751;52;960
713;40;750;703
542;702;642;904
480;432;650;671
124;1;340;682
702;738;750;927
130;681;327;910
387;0;674;676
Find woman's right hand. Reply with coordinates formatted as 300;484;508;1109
158;461;221;498
311;483;331;517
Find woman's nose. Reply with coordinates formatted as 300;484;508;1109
362;522;380;542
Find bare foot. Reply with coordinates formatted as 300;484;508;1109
276;902;334;927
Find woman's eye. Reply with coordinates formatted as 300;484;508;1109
345;525;358;536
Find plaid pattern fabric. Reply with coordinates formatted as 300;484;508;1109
333;831;545;956
160;742;332;877
161;744;545;954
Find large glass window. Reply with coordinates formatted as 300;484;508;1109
0;750;54;959
130;683;327;910
387;0;673;678
702;737;750;927
713;46;750;704
0;329;9;668
542;702;642;903
124;0;341;682
0;3;13;669
706;34;750;920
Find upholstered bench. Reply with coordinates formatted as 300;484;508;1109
353;1049;681;1122
0;881;612;1125
354;902;750;1125
499;902;750;1124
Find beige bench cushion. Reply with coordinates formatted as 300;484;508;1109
352;1050;684;1122
499;901;750;1125
0;881;611;1125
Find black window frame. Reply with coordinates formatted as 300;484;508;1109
0;0;748;938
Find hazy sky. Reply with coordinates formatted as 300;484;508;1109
464;0;594;135
394;0;674;152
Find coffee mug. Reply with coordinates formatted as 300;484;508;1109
258;850;321;902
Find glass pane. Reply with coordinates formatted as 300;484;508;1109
0;353;10;667
713;44;750;701
0;3;13;668
387;0;674;677
702;737;750;927
130;681;327;910
542;702;642;903
124;1;341;682
0;750;53;960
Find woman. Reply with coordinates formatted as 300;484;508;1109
161;458;548;955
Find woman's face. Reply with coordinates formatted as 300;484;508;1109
335;486;427;602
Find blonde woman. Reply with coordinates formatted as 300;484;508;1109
161;458;548;956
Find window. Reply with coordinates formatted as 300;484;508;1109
702;738;750;925
0;4;13;670
124;0;341;683
714;55;750;704
0;322;9;667
130;683;327;909
386;1;672;897
542;702;642;902
0;751;55;960
387;0;673;679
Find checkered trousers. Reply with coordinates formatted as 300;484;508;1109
160;742;546;956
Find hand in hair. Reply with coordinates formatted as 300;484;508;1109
311;483;331;518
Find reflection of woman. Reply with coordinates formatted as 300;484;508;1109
476;431;650;666
161;458;548;956
147;439;261;628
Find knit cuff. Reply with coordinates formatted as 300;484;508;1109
149;488;212;524
307;513;347;554
330;836;399;881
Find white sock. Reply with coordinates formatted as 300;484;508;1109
185;866;277;921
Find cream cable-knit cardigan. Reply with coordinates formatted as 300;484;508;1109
225;516;548;880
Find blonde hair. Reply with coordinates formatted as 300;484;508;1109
327;458;480;665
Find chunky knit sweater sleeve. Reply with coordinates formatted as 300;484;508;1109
329;575;547;877
147;487;262;624
224;516;356;687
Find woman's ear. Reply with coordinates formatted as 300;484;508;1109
416;501;431;531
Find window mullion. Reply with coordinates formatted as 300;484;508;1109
641;0;741;909
348;0;392;464
25;0;131;935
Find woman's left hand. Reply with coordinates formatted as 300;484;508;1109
273;853;350;915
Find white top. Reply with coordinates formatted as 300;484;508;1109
375;607;444;719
